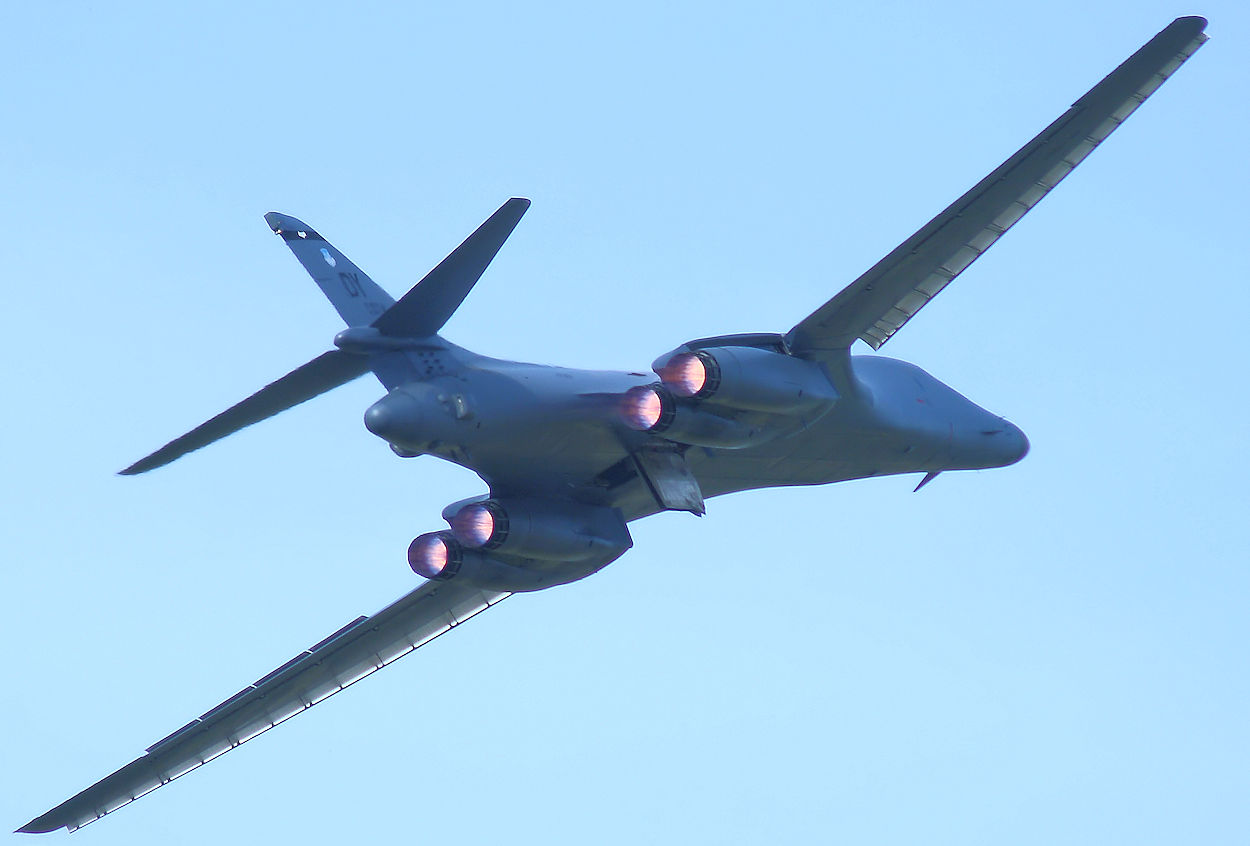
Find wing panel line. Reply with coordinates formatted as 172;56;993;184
19;586;509;833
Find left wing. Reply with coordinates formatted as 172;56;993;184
787;16;1208;354
19;582;509;834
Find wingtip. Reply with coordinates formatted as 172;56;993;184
118;457;153;475
1167;15;1208;38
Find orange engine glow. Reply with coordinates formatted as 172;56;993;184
660;352;707;397
408;534;452;579
452;504;495;547
621;385;664;430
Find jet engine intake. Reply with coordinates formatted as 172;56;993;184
654;346;837;413
620;384;760;448
447;498;632;562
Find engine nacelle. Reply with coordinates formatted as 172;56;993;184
620;384;761;448
653;345;836;413
445;498;632;562
408;531;549;591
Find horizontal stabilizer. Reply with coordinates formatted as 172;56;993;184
120;350;371;475
372;198;530;338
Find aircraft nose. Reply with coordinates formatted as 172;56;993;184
945;417;1030;471
998;419;1030;465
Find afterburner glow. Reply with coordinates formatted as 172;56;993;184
621;385;663;430
408;534;450;579
661;352;707;397
452;504;495;547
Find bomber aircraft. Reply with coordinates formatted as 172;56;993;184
21;15;1207;834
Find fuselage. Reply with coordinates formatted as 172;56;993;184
362;341;1028;523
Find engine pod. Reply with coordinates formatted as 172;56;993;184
620;384;761;448
654;345;837;413
408;531;548;591
408;532;462;580
448;498;632;562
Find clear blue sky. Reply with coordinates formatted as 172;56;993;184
3;2;1247;843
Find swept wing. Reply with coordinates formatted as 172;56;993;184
786;16;1207;354
19;583;509;833
21;17;1210;837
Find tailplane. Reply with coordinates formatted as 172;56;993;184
121;199;530;474
119;351;371;475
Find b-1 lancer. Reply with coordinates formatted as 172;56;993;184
21;15;1207;834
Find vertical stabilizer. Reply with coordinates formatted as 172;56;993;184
372;198;529;338
264;212;396;326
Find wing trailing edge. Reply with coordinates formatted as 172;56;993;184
787;16;1208;354
18;583;509;833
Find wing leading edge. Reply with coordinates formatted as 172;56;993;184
19;583;509;834
787;16;1208;354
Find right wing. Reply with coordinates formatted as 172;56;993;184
19;582;509;833
786;16;1208;354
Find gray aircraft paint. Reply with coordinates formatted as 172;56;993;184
19;16;1207;835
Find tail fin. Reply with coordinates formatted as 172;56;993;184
372;198;529;338
264;212;396;326
265;198;530;336
122;200;530;474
